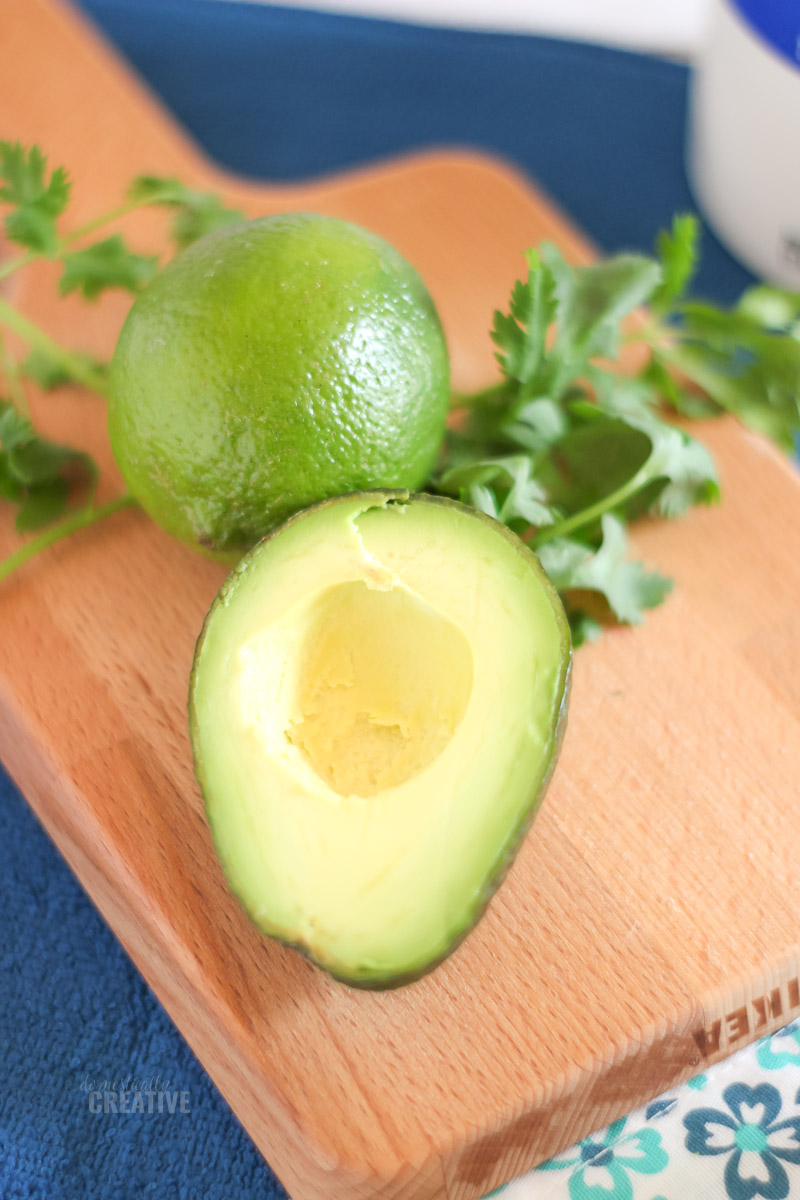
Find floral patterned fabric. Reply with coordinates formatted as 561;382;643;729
486;1022;800;1200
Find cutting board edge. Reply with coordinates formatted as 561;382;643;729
440;951;800;1198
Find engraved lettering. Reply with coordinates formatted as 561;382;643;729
692;976;800;1059
726;1006;749;1041
693;1020;721;1057
753;996;767;1028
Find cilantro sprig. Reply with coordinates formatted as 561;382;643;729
0;142;244;388
0;142;244;577
0;143;71;254
0;143;798;638
440;217;800;643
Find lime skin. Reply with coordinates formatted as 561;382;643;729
108;213;450;560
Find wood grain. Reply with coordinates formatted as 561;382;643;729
1;2;800;1198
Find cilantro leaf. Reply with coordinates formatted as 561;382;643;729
501;396;569;451
571;389;720;518
491;248;557;389
126;176;193;206
543;244;662;392
8;435;82;486
638;355;719;419
490;243;663;420
437;454;556;530
650;214;699;313
668;301;800;452
127;174;244;251
534;416;653;532
631;415;720;518
23;347;109;391
567;611;605;647
171;195;245;251
15;480;71;532
585;369;661;421
59;235;158;300
537;514;672;627
736;285;800;333
0;142;71;254
532;393;717;529
0;398;97;532
0;412;29;511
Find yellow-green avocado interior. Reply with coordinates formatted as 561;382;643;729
190;492;571;987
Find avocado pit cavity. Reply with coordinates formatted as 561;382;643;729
286;579;473;798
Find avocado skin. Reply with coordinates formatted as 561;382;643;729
189;490;572;990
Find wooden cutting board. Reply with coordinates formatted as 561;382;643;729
2;2;800;1197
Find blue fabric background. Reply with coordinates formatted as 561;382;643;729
1;2;756;1197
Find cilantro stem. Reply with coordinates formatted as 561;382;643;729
635;319;728;405
534;476;642;546
0;248;37;283
0;330;30;418
648;341;727;404
61;199;145;249
0;199;152;284
0;492;137;583
0;296;108;396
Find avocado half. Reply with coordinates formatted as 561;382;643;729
190;491;571;988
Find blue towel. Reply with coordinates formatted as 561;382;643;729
0;3;756;1197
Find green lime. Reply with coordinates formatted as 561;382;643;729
108;213;450;559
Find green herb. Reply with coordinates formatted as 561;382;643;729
0;143;245;577
0;398;97;533
59;235;159;300
0;147;798;639
537;515;673;643
650;212;699;313
22;347;109;392
437;455;555;531
126;175;245;250
0;142;70;254
440;216;799;642
0;490;136;584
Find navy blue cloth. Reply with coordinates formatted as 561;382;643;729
0;776;283;1199
2;3;757;1198
81;0;754;304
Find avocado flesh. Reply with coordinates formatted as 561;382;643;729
190;492;571;987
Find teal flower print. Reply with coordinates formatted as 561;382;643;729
538;1116;668;1199
757;1023;800;1072
646;1097;677;1120
684;1082;800;1200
